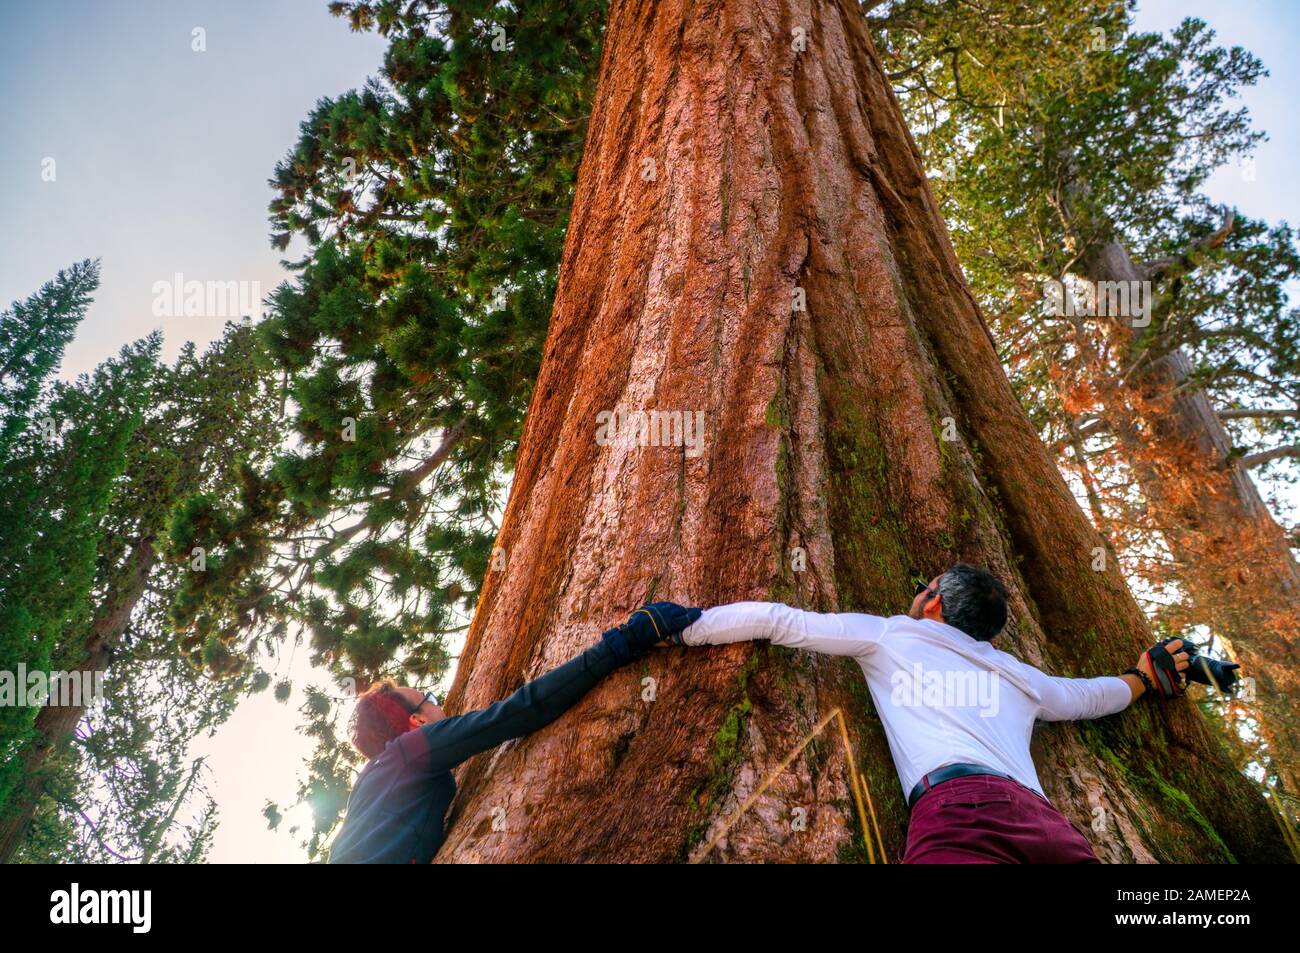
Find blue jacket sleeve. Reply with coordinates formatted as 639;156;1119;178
410;639;624;773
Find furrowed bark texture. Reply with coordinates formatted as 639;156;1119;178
437;0;1290;862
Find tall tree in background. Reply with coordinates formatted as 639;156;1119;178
0;261;96;463
873;0;1300;807
0;266;108;731
0;304;156;850
0;322;281;863
0;264;104;638
432;0;1286;862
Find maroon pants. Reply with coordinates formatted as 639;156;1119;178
902;774;1100;864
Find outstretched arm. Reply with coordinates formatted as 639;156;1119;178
680;602;886;658
411;602;700;773
416;640;621;772
1025;639;1192;720
1026;667;1134;721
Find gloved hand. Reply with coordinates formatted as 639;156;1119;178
601;602;702;664
1137;638;1192;699
1135;637;1242;699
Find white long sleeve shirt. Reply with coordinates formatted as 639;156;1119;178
680;602;1132;798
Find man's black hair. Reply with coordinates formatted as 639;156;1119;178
935;563;1008;641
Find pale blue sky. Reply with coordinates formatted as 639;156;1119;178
0;0;387;374
1;1;1295;863
1136;0;1300;237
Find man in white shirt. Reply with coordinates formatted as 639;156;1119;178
678;563;1191;863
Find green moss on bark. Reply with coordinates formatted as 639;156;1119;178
677;650;764;859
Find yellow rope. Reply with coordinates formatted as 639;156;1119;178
691;706;886;863
835;707;888;863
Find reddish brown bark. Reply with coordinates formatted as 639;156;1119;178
437;0;1290;862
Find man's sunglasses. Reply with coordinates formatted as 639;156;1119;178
914;579;938;598
402;690;442;713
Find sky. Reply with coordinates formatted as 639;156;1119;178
0;0;387;374
1136;0;1300;237
0;0;1296;864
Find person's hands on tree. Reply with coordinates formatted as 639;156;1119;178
601;601;702;663
1134;637;1192;699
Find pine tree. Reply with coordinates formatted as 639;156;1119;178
0;331;157;832
0;322;282;862
0;260;98;463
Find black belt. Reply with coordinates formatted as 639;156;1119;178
907;762;1036;809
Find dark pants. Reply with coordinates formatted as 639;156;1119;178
902;774;1101;864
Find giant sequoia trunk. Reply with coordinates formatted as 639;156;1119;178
1079;239;1300;803
437;0;1289;862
